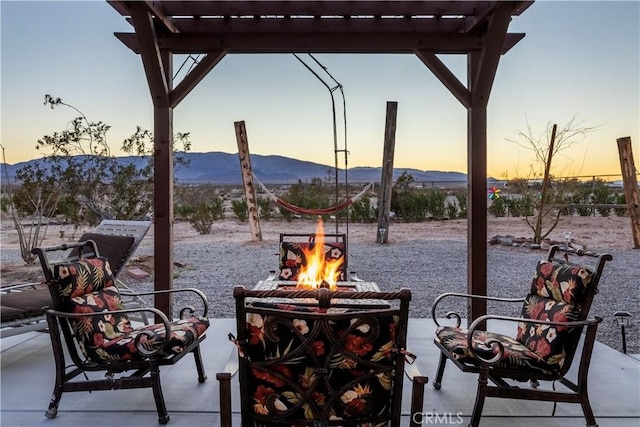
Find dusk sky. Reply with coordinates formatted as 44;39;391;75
1;1;639;180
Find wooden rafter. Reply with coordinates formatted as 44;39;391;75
115;32;525;55
415;50;471;108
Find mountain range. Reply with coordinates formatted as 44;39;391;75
1;151;468;185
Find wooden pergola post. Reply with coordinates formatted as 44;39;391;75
376;101;398;244
616;137;640;248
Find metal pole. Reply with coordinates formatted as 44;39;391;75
621;325;627;354
293;54;342;234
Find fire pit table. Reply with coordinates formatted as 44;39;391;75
252;275;389;309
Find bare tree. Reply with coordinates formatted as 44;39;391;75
507;115;601;243
1;144;57;263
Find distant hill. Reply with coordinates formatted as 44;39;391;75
1;151;468;185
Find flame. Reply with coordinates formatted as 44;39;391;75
296;219;343;290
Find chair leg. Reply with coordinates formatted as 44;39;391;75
580;391;598;427
409;375;428;427
150;367;170;424
469;369;489;427
45;316;64;419
193;344;208;383
45;389;62;419
433;351;447;390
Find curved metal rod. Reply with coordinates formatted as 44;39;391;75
431;292;524;326
308;53;350;237
292;53;345;234
465;314;603;365
120;287;209;317
45;306;173;358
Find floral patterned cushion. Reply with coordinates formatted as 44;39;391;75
530;261;594;308
52;257;209;363
239;305;402;425
515;294;580;369
435;326;556;374
52;257;116;303
278;241;346;281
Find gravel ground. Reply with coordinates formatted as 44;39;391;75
110;238;639;355
1;222;637;354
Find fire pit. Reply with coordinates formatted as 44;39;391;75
252;276;386;309
252;219;386;308
254;277;379;293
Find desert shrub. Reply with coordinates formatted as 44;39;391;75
613;192;627;216
488;197;507;217
189;199;224;234
231;199;248;222
508;194;535;217
175;184;224;221
349;194;375;223
0;195;10;213
454;191;467;219
445;200;457;219
279;206;294;222
257;196;274;221
279;178;332;220
556;178;581;216
426;189;446;220
394;190;428;222
591;180;612;217
174;203;194;218
573;186;594;216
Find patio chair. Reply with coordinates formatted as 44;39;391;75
70;219;152;323
217;286;428;427
431;245;612;427
275;232;351;282
1;220;152;337
31;239;209;424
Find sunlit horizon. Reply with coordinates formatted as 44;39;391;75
1;1;638;180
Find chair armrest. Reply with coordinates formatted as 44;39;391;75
404;362;428;427
431;292;524;327
120;287;209;318
44;306;173;358
466;314;603;364
216;347;239;427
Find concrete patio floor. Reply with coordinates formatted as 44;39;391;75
1;318;638;427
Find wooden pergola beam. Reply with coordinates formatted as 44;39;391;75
113;1;529;17
115;32;525;55
415;50;471;109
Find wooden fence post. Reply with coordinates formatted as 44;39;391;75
234;121;263;242
616;137;640;248
376;101;398;244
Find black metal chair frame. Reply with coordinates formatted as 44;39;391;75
32;240;209;424
1;220;151;337
431;245;612;427
217;286;428;427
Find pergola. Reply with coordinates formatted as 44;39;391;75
108;0;533;321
